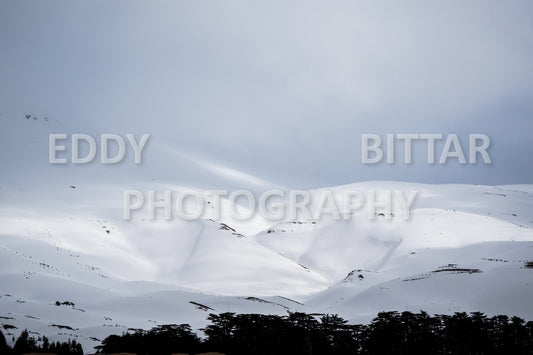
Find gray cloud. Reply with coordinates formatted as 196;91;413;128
1;0;532;188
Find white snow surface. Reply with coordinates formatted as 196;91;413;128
1;117;533;352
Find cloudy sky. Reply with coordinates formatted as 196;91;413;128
1;0;532;189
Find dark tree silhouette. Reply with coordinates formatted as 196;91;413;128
97;311;533;355
0;329;82;355
97;323;200;355
0;329;11;354
13;329;37;354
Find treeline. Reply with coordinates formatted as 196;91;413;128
97;311;533;355
0;329;83;355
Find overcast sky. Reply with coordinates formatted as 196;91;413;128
1;0;532;188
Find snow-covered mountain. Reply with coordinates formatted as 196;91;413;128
1;116;533;352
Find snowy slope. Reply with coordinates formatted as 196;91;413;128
1;116;533;352
306;241;533;324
